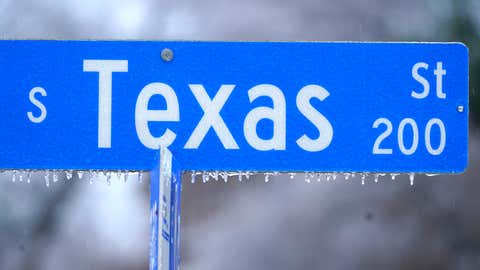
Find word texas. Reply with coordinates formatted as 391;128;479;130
82;60;334;152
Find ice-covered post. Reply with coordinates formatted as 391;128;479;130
150;148;181;270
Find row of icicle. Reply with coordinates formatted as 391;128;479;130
1;170;439;187
2;170;143;187
189;171;438;186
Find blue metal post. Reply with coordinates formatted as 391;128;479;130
150;148;182;270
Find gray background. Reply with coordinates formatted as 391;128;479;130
0;0;479;269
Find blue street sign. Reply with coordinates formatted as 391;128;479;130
0;41;469;173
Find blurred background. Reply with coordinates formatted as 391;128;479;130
0;0;479;269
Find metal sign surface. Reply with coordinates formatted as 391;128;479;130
0;41;469;172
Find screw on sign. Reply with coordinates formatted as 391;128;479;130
0;41;469;270
161;48;174;62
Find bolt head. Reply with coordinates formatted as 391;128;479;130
161;48;174;62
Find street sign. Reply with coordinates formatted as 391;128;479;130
0;41;469;172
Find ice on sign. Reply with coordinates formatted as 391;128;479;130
0;41;469;173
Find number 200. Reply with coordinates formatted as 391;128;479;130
372;118;446;156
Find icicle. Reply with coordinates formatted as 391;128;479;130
409;173;415;186
11;170;17;182
238;172;242;182
19;172;24;182
190;171;196;183
221;172;228;182
44;171;50;187
326;173;331;182
289;173;296;179
332;173;337;181
391;173;399;180
345;173;350;180
245;171;251;180
77;171;84;179
264;173;271;183
52;172;59;183
213;171;219;181
106;172;112;186
374;174;380;183
66;170;73;180
361;173;366;186
202;171;208;183
27;170;32;183
304;173;311;183
138;172;144;183
121;171;127;183
307;172;316;182
89;172;94;184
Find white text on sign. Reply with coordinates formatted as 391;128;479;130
82;60;334;152
372;61;448;156
27;60;450;156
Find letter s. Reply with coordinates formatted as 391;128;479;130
296;85;333;152
27;87;47;123
411;62;430;99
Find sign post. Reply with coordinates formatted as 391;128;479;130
150;148;181;270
